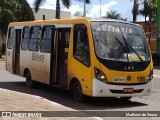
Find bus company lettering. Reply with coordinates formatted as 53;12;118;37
96;24;133;34
32;53;44;62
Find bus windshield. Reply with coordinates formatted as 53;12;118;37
91;21;150;62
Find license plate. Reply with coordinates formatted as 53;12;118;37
113;77;125;82
123;88;134;93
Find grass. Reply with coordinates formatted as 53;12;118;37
0;55;6;61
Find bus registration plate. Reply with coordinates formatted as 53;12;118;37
123;88;134;93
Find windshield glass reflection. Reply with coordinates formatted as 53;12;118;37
91;21;150;62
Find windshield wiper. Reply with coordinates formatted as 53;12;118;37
115;36;143;62
116;23;144;62
114;37;127;61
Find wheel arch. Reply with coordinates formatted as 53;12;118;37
69;77;80;94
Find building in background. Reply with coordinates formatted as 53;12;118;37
137;21;157;52
33;8;71;20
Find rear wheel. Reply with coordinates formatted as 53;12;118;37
72;80;85;102
26;71;35;88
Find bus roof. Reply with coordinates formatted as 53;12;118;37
9;17;140;27
89;18;140;26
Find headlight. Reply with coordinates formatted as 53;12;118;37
146;70;153;83
94;66;107;83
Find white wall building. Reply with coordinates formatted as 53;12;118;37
33;8;71;20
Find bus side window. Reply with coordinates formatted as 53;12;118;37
40;26;53;53
73;24;90;66
7;27;14;49
21;26;30;50
28;26;41;51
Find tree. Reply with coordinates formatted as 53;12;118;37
103;10;120;19
0;0;34;56
0;0;17;35
34;0;71;19
34;0;91;19
16;0;35;22
81;0;91;17
131;0;139;23
139;0;157;44
103;10;127;21
139;0;157;32
0;0;34;35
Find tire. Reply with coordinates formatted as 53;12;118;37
26;71;35;88
120;97;132;101
72;80;85;102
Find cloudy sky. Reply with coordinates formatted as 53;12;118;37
26;0;145;21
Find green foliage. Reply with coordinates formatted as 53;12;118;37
0;0;35;35
139;0;157;21
34;0;45;13
130;0;157;23
15;0;35;22
75;0;90;4
103;10;127;21
131;0;139;23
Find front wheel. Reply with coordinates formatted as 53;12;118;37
72;80;85;102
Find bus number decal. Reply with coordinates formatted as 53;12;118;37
137;76;145;83
32;53;44;62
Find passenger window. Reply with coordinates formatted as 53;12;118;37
40;26;54;53
21;26;30;50
73;24;90;66
7;27;14;49
28;26;41;51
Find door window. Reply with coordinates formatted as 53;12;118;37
7;27;14;49
73;24;90;66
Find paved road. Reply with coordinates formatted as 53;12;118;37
0;61;160;120
0;61;98;120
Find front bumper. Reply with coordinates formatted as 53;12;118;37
92;78;152;97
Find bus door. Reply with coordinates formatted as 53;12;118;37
12;29;22;74
50;27;57;85
6;27;14;73
57;28;70;87
51;28;70;87
13;29;22;74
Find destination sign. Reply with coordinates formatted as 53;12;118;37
96;24;133;34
